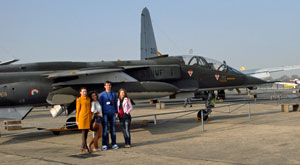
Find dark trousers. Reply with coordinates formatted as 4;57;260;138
81;129;89;149
102;113;116;146
121;118;131;145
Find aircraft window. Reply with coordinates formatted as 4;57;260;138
198;57;208;66
188;57;198;65
205;58;223;71
198;59;204;66
228;67;242;74
217;64;228;72
178;55;208;66
180;56;195;65
181;57;190;65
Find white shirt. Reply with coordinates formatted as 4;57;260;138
91;101;102;117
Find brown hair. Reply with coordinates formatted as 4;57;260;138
104;81;111;86
118;88;128;99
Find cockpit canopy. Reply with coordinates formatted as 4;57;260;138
181;55;208;66
176;55;242;73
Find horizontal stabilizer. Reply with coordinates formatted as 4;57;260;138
0;59;19;65
0;106;33;120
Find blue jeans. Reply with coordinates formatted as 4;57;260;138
121;118;131;145
102;113;116;146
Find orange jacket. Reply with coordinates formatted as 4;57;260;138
76;96;92;130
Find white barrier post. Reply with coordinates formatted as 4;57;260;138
201;110;205;132
248;102;251;120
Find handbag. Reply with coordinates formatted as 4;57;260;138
122;113;131;120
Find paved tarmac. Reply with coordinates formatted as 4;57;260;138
1;102;300;165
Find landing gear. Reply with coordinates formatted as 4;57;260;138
217;90;225;100
197;109;209;121
184;98;192;108
197;91;215;120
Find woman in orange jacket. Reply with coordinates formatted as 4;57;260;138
76;87;93;153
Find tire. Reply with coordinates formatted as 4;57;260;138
53;131;60;135
197;109;209;121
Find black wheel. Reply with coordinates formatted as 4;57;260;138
197;109;209;121
66;117;78;129
217;90;225;100
53;131;60;135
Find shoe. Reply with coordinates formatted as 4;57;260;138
112;144;119;149
93;148;100;152
81;148;90;154
87;145;92;152
102;145;108;151
124;145;131;148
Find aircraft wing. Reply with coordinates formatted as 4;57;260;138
44;67;144;86
242;64;300;79
45;65;150;79
45;68;124;78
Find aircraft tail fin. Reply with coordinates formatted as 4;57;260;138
141;7;158;60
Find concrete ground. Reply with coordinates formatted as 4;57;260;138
1;102;300;165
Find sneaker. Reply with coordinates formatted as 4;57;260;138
124;145;131;148
112;144;119;149
102;145;108;151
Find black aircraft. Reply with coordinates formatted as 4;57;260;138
0;8;266;120
0;55;265;119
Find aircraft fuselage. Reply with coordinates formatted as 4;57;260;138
0;55;265;107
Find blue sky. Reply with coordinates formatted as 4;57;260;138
0;0;299;75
